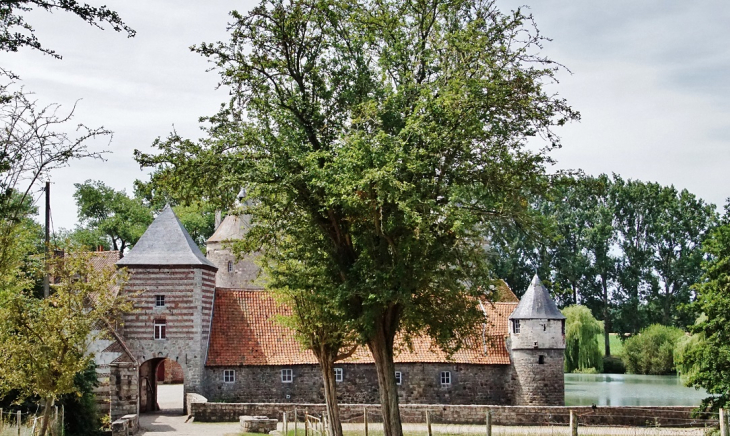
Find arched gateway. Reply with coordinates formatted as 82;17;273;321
109;206;217;419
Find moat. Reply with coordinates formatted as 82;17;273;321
565;373;709;406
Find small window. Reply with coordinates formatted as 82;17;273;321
440;371;451;386
394;371;402;386
513;320;521;334
538;355;545;365
227;261;233;272
561;319;566;335
334;368;343;382
155;295;165;308
154;319;166;340
281;369;293;383
223;369;236;383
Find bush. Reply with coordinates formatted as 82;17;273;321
562;305;604;373
602;355;626;374
622;324;685;375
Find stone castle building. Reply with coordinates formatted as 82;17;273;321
93;206;566;420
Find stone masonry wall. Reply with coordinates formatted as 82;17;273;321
206;242;262;289
190;402;702;427
510;348;564;406
203;363;513;406
110;362;138;421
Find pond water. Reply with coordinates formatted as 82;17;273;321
564;373;710;406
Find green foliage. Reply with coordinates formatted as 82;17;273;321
563;305;604;373
0;248;131;435
136;1;577;434
621;324;684;375
674;213;730;410
0;1;134;59
172;203;217;251
73;180;153;252
602;355;626;374
59;361;102;436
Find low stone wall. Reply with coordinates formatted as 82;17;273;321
186;393;208;417
111;414;138;436
190;402;707;427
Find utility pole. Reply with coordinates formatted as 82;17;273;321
43;181;50;298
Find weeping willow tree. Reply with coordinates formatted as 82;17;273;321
563;305;604;372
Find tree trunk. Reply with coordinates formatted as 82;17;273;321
601;276;611;356
319;356;344;436
39;397;54;436
367;312;402;436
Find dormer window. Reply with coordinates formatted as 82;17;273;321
512;320;521;334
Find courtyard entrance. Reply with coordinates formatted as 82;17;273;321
139;358;185;413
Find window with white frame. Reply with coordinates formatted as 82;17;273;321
223;369;236;383
334;367;343;382
281;368;293;383
512;319;521;334
155;295;165;308
440;371;451;386
394;371;402;385
154;319;166;340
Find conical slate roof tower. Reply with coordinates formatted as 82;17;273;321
509;275;565;320
117;205;215;269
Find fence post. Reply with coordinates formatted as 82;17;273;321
426;410;432;436
485;409;492;436
62;405;65;436
294;407;298;436
284;411;288;436
305;410;309;436
17;410;21;436
570;410;578;436
323;413;328;436
364;407;368;436
721;408;728;436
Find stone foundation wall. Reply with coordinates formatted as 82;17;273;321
190;402;703;427
510;348;564;406
110;362;139;421
204;363;513;405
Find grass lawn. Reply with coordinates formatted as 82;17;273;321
596;332;623;356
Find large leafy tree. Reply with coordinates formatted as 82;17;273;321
136;1;577;435
0;250;130;436
73;180;153;253
675;209;730;410
562;304;603;373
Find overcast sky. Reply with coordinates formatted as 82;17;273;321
2;1;729;231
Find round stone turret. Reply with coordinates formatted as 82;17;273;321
508;275;566;406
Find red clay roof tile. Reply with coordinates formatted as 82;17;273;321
206;289;515;367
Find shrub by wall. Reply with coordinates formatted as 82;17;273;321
622;324;684;375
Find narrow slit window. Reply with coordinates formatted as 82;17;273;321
154;319;166;340
281;369;293;383
395;371;402;386
223;370;236;383
538;355;545;365
440;371;451;386
227;261;233;272
334;368;343;382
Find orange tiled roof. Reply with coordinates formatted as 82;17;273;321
88;250;121;272
206;289;516;367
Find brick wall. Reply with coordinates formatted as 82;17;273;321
203;363;513;405
120;266;216;396
190;402;704;427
